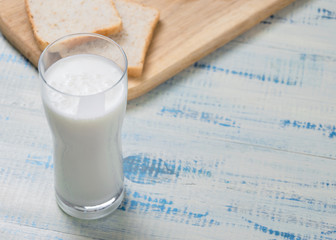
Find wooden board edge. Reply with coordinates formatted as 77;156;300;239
127;0;297;101
0;3;40;66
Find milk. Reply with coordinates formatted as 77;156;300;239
42;54;126;207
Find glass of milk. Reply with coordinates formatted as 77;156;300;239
38;33;128;220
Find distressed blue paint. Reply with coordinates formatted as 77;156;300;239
243;218;301;239
29;142;50;151
0;115;10;121
193;62;297;86
123;154;212;184
318;8;336;20
25;154;53;169
0;53;30;68
288;197;300;202
158;107;184;117
321;182;336;187
321;230;336;236
159;106;239;129
226;205;238;213
280;120;336;139
119;189;220;227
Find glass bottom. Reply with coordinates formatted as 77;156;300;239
56;187;124;220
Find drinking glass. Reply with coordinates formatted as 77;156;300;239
38;33;128;219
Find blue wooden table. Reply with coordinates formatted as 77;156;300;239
0;0;335;239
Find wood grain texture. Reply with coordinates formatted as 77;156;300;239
0;0;295;100
1;0;336;239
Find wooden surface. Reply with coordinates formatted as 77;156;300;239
0;0;295;100
1;0;336;239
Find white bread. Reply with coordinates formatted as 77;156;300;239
111;0;160;77
25;0;122;50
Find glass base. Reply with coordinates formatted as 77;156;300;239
56;188;124;220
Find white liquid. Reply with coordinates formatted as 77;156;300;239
42;54;126;207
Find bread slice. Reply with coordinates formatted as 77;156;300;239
25;0;122;50
111;0;160;77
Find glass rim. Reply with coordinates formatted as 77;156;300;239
38;33;128;98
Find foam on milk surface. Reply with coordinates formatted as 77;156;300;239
42;54;126;207
43;54;124;118
46;54;122;96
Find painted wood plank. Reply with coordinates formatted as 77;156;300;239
1;129;336;239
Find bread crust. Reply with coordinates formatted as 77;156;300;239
129;6;159;77
117;0;160;77
25;0;45;50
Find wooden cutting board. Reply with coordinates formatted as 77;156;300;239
0;0;295;100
